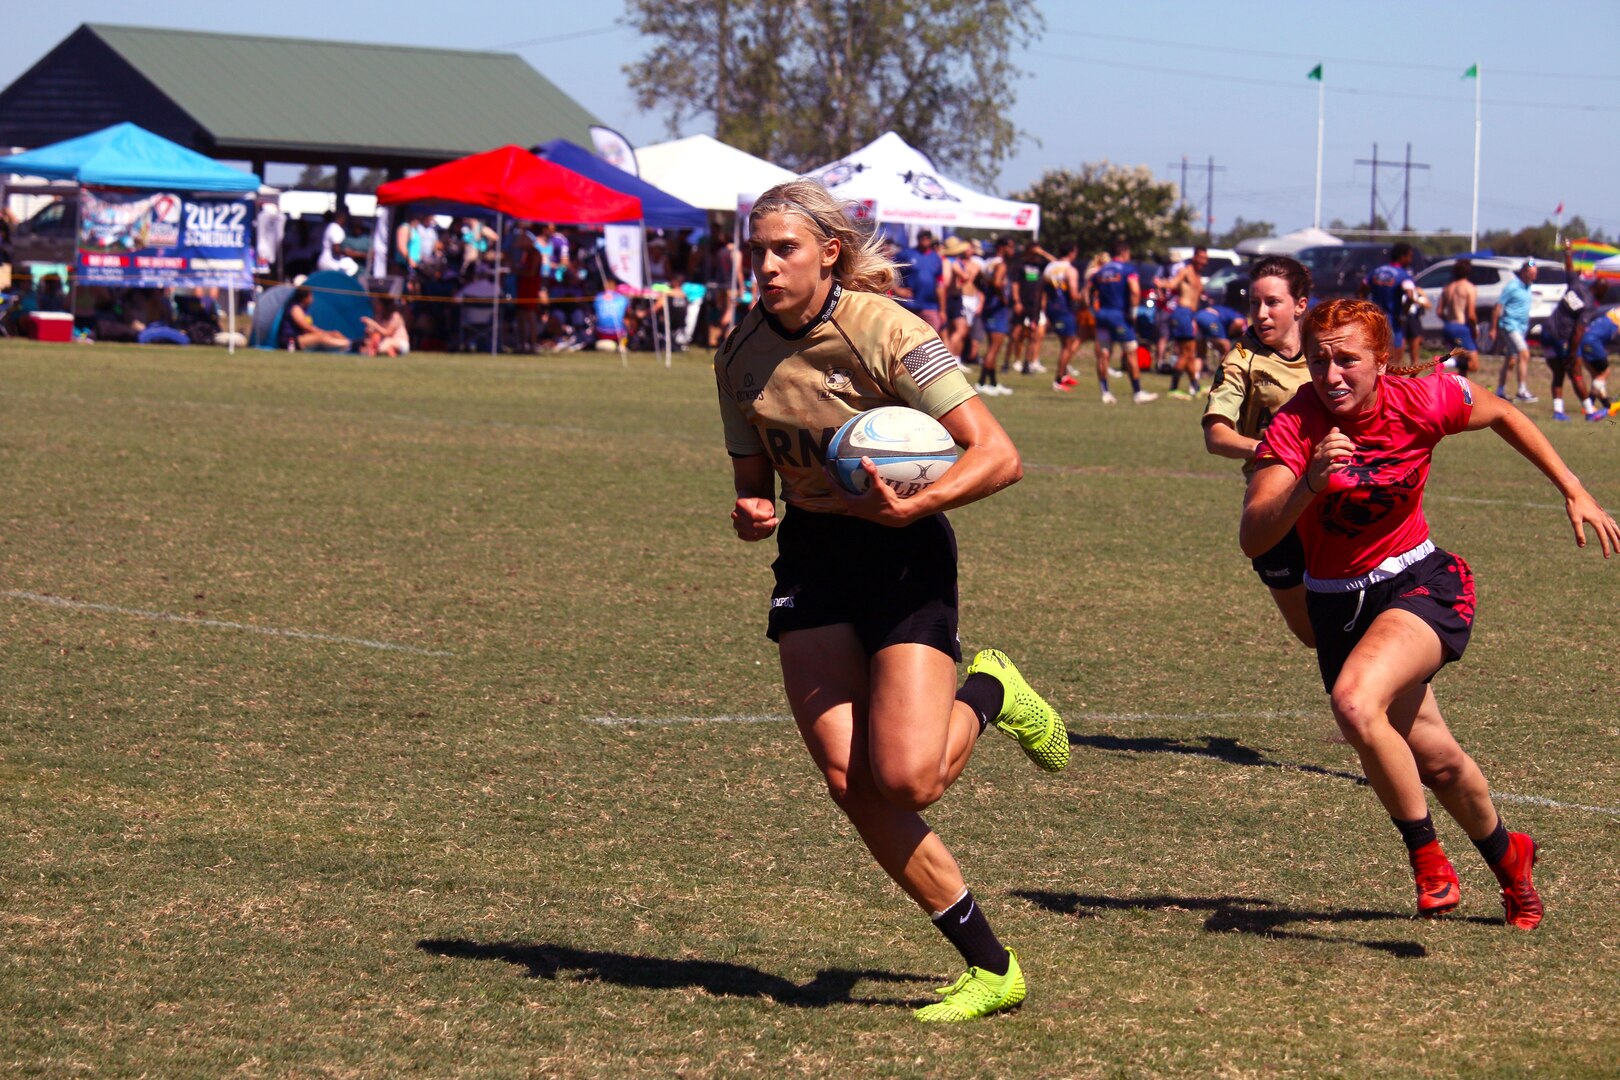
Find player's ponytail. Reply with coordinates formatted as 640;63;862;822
1388;348;1461;378
749;179;898;295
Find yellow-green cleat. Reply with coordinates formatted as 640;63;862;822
915;949;1026;1022
968;649;1069;772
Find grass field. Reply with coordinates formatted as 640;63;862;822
2;337;1617;1078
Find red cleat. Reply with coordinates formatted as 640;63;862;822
1409;840;1461;916
1492;832;1543;931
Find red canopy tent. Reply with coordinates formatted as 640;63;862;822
376;145;641;223
377;146;643;353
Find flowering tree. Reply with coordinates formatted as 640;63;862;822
1011;164;1195;259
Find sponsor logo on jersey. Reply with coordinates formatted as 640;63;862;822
762;426;837;468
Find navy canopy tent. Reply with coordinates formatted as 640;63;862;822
0;121;259;191
533;139;705;230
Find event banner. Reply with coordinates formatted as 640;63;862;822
604;223;645;288
76;186;255;289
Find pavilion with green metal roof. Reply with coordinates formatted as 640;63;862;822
0;23;600;201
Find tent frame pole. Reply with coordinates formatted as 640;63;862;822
69;196;82;330
492;211;502;356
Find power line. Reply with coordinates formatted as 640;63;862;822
1044;26;1620;82
484;24;623;50
1026;48;1620;113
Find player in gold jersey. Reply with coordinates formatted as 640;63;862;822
718;179;1068;1022
1201;256;1316;646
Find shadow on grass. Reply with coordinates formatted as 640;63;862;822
418;938;932;1008
1014;890;1501;959
1070;732;1368;787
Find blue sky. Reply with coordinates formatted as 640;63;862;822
6;1;1616;238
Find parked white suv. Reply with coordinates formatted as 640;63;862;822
1413;257;1567;345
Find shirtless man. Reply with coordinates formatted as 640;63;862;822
1043;241;1084;390
1167;247;1210;397
1439;260;1479;377
939;237;978;363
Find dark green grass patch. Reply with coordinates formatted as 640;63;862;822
2;339;1617;1077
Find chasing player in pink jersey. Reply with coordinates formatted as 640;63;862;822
1240;299;1619;929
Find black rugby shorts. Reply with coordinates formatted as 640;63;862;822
766;506;961;660
1307;548;1475;693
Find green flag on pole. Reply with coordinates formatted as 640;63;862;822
1307;64;1323;81
1462;64;1478;79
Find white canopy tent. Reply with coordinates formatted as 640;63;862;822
805;132;1039;234
1235;227;1343;257
633;134;797;213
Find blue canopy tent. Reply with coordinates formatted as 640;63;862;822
533;139;705;230
1;122;260;349
0;121;259;192
533;139;705;365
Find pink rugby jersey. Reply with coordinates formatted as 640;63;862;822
1255;373;1474;581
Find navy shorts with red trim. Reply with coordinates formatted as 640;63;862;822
765;506;961;661
1306;548;1476;693
1251;526;1306;590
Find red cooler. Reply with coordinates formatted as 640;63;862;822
28;312;74;342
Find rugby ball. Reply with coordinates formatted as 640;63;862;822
828;406;959;498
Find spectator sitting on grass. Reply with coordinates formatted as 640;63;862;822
277;286;352;351
21;272;67;314
361;297;410;357
593;277;630;350
131;290;191;345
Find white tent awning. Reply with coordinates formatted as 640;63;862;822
1234;227;1344;257
633;134;797;213
805;132;1039;234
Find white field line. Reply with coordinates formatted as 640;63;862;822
4;590;453;657
582;710;1320;727
585;714;789;726
1024;459;1565;512
1492;792;1620;817
583;710;1620;817
1077;710;1318;722
1429;494;1562;511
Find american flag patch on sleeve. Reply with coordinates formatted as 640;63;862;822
1447;372;1474;404
899;338;959;390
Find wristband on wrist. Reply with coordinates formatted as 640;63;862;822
1305;472;1324;494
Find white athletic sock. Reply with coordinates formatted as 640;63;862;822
1553;397;1565;413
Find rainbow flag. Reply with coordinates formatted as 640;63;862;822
1571;238;1620;279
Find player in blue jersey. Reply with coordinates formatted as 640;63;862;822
1195;301;1245;369
1360;243;1421;352
904;230;947;332
1579;305;1620;417
1544;241;1604;420
1089;240;1158;404
975;236;1016;396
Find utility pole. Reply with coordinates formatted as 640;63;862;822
1168;155;1225;243
1353;142;1430;233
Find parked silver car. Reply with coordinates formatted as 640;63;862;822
1413;257;1567;345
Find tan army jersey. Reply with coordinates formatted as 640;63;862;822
717;284;976;513
1202;330;1311;476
